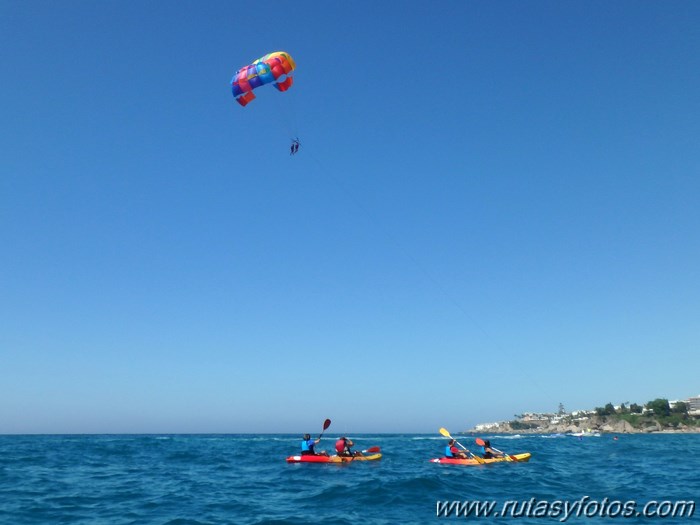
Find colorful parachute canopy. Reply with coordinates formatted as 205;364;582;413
231;51;296;107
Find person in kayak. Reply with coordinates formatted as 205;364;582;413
301;433;327;456
335;436;360;457
445;439;468;459
480;439;503;459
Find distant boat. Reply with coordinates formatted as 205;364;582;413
567;431;601;437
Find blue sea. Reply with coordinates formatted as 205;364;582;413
0;433;698;524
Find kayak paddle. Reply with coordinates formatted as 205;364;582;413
475;437;516;461
439;427;484;464
318;418;331;440
347;444;379;462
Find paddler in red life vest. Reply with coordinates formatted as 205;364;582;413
335;437;360;457
445;439;468;459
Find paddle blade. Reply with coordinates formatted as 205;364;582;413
317;419;332;439
364;446;380;453
475;438;486;446
439;427;451;438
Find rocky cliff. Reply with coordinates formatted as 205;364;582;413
470;415;698;434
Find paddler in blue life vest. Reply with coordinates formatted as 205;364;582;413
335;436;360;457
480;439;503;459
300;434;328;456
445;439;468;459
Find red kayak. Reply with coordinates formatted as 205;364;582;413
286;453;382;463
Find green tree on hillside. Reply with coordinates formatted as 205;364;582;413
672;402;688;415
595;403;617;416
646;398;671;417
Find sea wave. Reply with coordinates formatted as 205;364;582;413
1;434;698;524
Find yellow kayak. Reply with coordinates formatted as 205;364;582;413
430;452;531;465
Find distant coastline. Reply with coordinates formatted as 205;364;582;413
466;416;700;435
468;396;700;435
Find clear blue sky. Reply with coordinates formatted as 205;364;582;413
2;1;699;434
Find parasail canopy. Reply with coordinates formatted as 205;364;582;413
231;51;296;107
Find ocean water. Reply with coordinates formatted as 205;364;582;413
0;433;698;524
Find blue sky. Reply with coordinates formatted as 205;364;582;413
2;1;699;434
